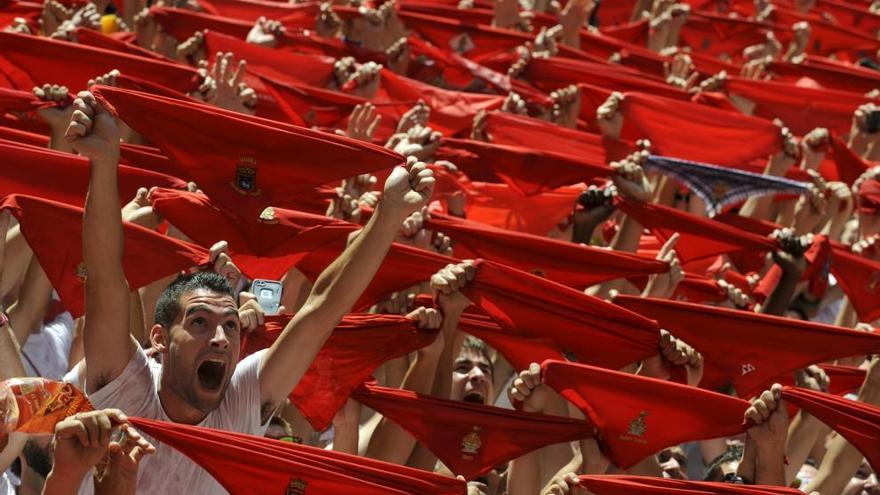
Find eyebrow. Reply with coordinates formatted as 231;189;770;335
184;305;239;318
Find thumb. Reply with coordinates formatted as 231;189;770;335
239;291;256;306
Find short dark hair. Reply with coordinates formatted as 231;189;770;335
154;272;233;328
703;443;744;481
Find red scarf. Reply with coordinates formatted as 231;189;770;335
0;31;198;93
619;92;782;167
1;194;209;317
542;360;750;468
782;386;880;470
614;295;880;397
94;85;403;220
424;212;668;289
617;197;777;263
352;382;595;480
128;417;466;495
463;182;581;236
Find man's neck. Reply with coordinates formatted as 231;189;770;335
157;376;210;425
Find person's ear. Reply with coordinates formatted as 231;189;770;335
150;324;169;353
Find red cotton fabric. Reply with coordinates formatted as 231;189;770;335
463;182;581;236
423;212;669;289
542;360;750;468
241;313;438;430
619;92;782;167
858;178;880;214
0;87;67;113
0;195;209;317
725;76;869;135
614;295;880;397
94;85;404;219
0;31;198;94
578;475;804;495
128;417;466;495
460;260;660;370
456;313;565;372
0;139;185;206
616;197;777;263
825;245;880;323
352;382;595;480
782;386;880;470
438;137;612;195
149;188;354;280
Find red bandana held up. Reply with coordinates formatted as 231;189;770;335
424;212;668;289
93;85;404;220
150;188;352;280
352;382;595;480
437;138;612;196
128;417;466;495
616;197;777;263
542;360;750;468
0;87;68;113
614;295;880;397
241;313;438;430
782;386;880;470
0;195;210;317
618;92;782;167
0;31;199;93
463;182;581;236
461;260;661;370
0;139;185;207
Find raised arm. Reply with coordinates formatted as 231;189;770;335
259;158;434;419
65;91;135;394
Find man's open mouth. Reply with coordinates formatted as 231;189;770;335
462;391;485;404
197;359;227;391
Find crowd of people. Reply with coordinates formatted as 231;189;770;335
0;0;879;493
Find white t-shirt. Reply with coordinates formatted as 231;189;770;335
78;347;270;495
0;472;14;495
21;311;75;380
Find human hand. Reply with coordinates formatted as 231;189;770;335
396;100;430;135
133;7;156;49
405;306;443;330
431;261;476;315
664;52;699;92
390;125;442;160
716;279;752;310
177;30;206;65
247;16;284;47
380;157;435;220
385;36;411;75
198;53;257;115
770;228;811;275
542;472;584;495
41;0;72;36
610;151;651;202
509;363;550;413
33;84;73;134
316;2;343;38
800;127;829;171
550;84;580;129
92;419;157;495
65;91;121;165
502;91;528;116
744;383;788;450
342;103;381;142
559;0;593;48
794;365;830;393
238;292;274;333
792;170;828;234
209;240;242;289
596;91;624;140
50;409;154;483
643;233;684;299
641;329;703;385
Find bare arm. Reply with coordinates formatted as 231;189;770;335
7;258;54;345
66;91;135;394
805;357;880;495
259;160;434;420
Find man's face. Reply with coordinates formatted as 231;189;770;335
162;289;240;414
451;348;494;405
